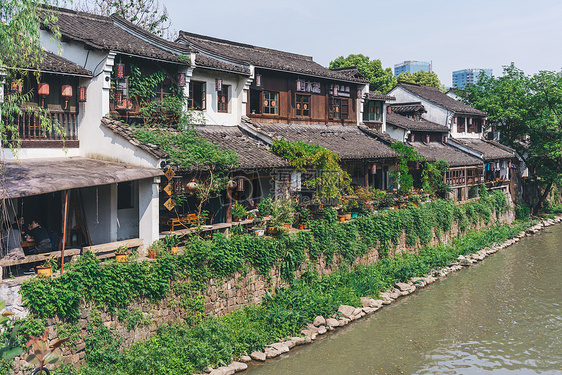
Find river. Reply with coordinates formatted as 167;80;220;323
246;224;562;375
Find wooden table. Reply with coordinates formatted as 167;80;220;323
165;214;199;231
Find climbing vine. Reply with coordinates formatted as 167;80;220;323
270;139;352;200
20;192;510;322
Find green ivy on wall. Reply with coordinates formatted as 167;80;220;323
20;191;509;323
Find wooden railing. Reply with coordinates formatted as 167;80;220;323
7;109;79;147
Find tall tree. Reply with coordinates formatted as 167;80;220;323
329;54;396;94
0;0;61;153
73;0;171;37
461;63;562;214
396;70;445;91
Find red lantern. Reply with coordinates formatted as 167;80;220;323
387;106;391;114
61;85;73;97
186;181;198;191
216;78;223;91
38;83;49;96
116;63;125;79
371;164;377;174
78;87;87;102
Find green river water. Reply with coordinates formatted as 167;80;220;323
246;224;562;375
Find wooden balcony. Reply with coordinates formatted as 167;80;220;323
8;109;79;148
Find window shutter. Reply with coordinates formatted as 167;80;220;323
341;99;349;119
202;83;206;110
329;98;335;119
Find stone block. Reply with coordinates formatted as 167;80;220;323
250;351;266;362
337;305;355;318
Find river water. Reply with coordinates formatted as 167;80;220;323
247;224;562;375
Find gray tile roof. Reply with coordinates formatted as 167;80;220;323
101;117;168;160
101;117;287;169
389;102;426;114
367;92;396;101
329;66;369;83
195;126;289;169
32;51;91;76
242;118;399;160
194;54;250;75
396;82;486;116
177;31;368;83
358;126;397;144
1;157;162;199
449;138;516;160
43;7;189;63
386;113;449;132
410;142;483;167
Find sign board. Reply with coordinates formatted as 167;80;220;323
164;198;176;211
330;83;351;97
164;168;175;181
296;80;321;94
163;183;173;196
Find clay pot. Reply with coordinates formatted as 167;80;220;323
36;266;52;278
169;246;178;254
115;254;129;263
338;215;346;222
148;249;157;259
266;225;277;234
344;213;352;221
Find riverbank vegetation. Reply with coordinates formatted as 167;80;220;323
8;190;526;374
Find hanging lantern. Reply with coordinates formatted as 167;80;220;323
409;134;414;142
38;83;50;96
444;135;448;143
469;118;473;125
61;85;73;98
415;161;420;170
186;181;198;191
237;177;244;192
78;87;87;102
357;89;362;99
173;176;183;194
256;74;262;87
10;81;23;93
216;78;223;91
371;164;377;174
333;85;338;96
116;63;125;79
178;73;186;87
387;106;391;114
425;134;430;143
454;117;457;124
508;161;512;168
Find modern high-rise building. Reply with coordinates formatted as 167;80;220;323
394;60;431;76
452;68;492;89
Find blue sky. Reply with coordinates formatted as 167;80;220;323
164;0;562;86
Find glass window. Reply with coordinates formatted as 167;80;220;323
188;81;206;110
218;85;229;113
296;94;310;117
262;91;278;115
363;101;381;122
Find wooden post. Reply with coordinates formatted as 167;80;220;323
364;163;369;188
61;191;68;274
226;188;233;223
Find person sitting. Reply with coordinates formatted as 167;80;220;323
26;219;52;254
2;223;25;260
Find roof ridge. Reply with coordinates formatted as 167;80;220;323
42;5;113;23
178;31;313;61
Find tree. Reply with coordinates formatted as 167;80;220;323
0;0;61;154
73;0;171;37
396;70;445;91
329;54;396;94
461;63;562;214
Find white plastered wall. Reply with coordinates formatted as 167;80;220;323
188;69;246;126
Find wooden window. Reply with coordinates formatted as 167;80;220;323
363;101;381;122
218;85;229;113
296;94;310;117
457;116;465;132
188;81;206;110
262;91;278;115
330;98;349;120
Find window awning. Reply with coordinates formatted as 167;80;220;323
1;157;163;199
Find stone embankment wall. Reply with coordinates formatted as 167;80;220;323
2;203;523;372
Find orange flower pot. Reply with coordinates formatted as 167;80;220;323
115;254;129;263
36;266;52;278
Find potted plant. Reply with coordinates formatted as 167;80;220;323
163;234;180;254
270;198;294;232
253;227;265;237
36;257;57;277
147;240;165;259
296;205;311;229
115;245;129;263
232;203;247;222
257;197;273;218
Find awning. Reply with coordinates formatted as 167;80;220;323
1;157;163;199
